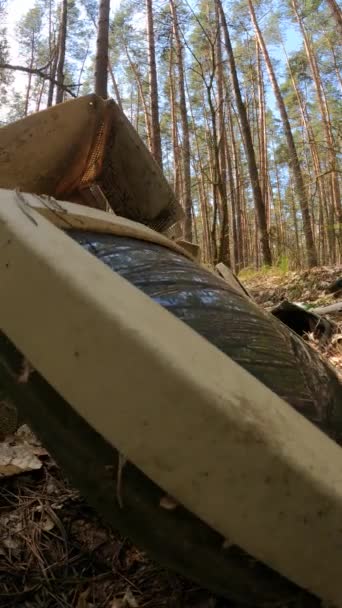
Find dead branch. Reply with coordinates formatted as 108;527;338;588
0;63;78;98
311;301;342;315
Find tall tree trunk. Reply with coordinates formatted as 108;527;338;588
47;0;57;107
326;0;342;35
256;40;269;228
168;40;182;203
146;0;163;168
215;0;230;266
282;40;330;263
329;43;342;90
169;0;192;241
36;79;45;111
291;0;341;261
124;44;152;149
247;0;317;267
77;43;90;96
217;0;272;266
186;76;213;261
108;61;123;109
228;103;244;269
47;47;58;107
24;35;35;115
55;0;68;104
95;0;110;99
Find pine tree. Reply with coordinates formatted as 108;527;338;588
146;0;163;167
95;0;111;98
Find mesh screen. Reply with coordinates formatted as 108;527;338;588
78;122;183;235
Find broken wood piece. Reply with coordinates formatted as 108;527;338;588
175;238;201;261
311;301;342;315
215;263;252;299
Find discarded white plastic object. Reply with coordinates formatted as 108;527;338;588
0;188;342;606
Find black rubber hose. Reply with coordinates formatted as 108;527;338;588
1;230;341;607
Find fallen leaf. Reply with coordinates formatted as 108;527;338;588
0;438;43;478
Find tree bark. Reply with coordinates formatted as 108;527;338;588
55;0;68;104
108;61;123;109
215;0;230;266
124;44;152;150
168;41;182;203
24;35;35;115
247;0;317;267
146;0;163;168
47;47;58;106
326;0;342;35
256;40;269;228
291;0;341;261
95;0;110;99
169;0;192;241
47;0;57;107
282;40;330;263
217;0;272;266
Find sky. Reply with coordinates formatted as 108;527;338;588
4;0;301;107
6;0;122;93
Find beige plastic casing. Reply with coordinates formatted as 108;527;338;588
0;189;342;605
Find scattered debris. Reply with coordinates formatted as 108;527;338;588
270;300;336;344
243;265;342;377
0;439;202;607
326;277;342;297
243;265;342;310
0;425;47;478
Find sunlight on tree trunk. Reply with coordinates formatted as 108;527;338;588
95;0;110;99
247;0;318;267
55;0;68;104
146;0;163;168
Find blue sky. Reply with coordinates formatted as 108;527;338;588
5;0;302;102
6;0;122;93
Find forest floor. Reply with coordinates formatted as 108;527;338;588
242;263;342;375
0;265;341;608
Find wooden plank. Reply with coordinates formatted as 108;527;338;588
216;262;252;299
